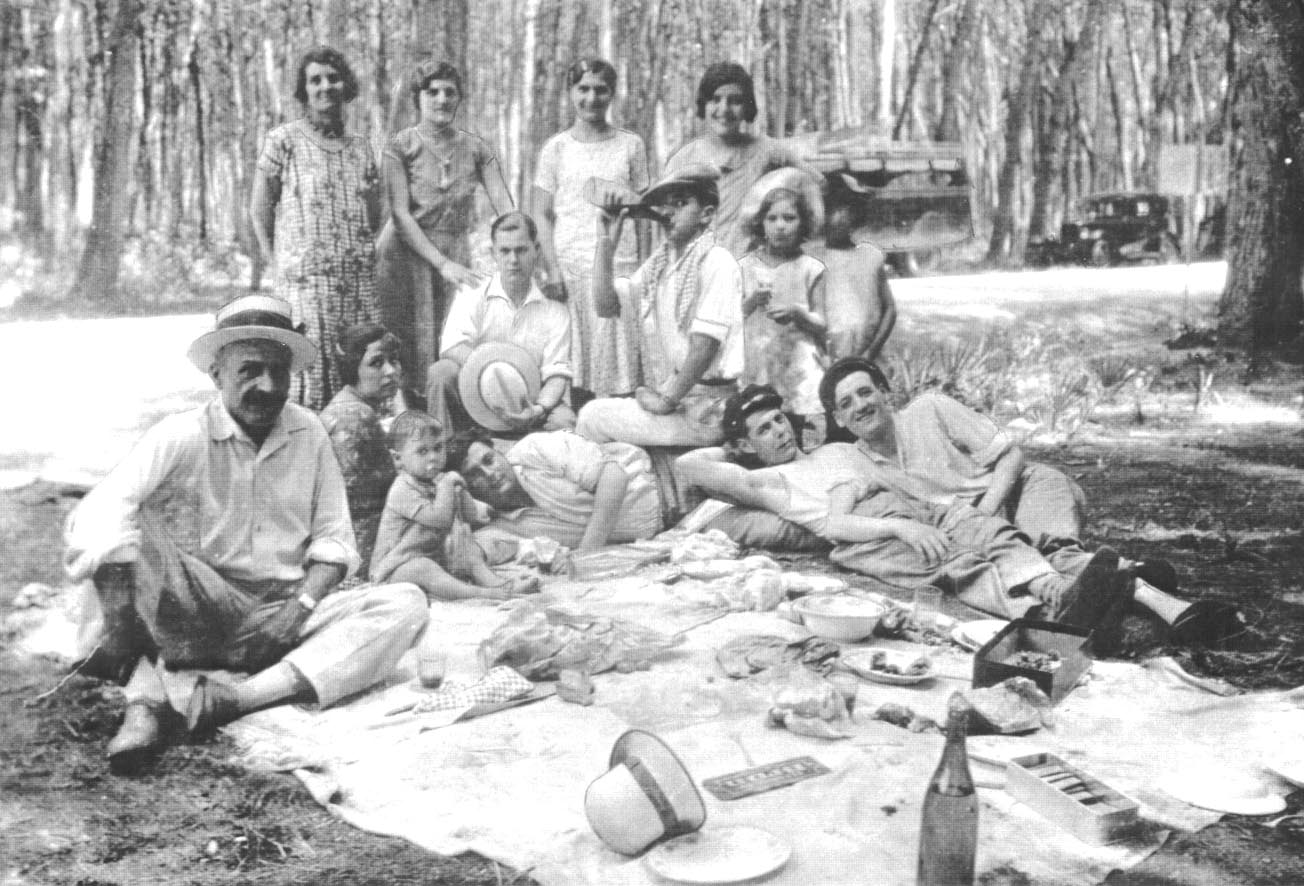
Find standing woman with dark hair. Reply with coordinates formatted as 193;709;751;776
376;59;514;382
665;61;823;258
533;58;649;401
251;46;382;409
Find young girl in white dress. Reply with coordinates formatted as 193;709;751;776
738;187;829;446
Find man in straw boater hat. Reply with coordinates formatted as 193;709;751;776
576;163;745;447
63;294;428;774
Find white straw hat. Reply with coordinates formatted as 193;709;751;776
187;294;316;373
584;730;707;856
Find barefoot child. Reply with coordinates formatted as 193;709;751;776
739;187;829;445
370;410;537;600
809;195;896;362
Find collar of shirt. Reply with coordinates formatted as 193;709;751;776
484;274;546;309
204;398;312;458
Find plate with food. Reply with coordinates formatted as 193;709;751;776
951;619;1009;652
841;648;935;685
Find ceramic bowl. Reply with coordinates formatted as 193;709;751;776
791;594;885;642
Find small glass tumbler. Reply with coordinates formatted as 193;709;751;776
913;586;944;632
417;646;448;690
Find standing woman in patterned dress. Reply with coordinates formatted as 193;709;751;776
533;58;649;403
250;46;382;409
375;59;514;387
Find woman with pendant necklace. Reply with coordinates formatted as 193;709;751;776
375;59;514;384
251;46;382;410
533;57;649;404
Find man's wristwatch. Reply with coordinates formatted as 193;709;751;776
295;592;318;611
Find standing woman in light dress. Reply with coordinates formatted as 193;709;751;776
376;59;514;386
534;58;649;402
251;45;381;409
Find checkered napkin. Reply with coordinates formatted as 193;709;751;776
410;666;534;715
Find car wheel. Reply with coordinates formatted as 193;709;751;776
1088;239;1113;267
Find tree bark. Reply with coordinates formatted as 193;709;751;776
988;0;1052;265
72;0;139;302
1217;0;1304;361
1028;0;1104;240
935;0;977;142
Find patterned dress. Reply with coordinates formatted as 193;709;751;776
534;129;649;395
318;386;395;574
257;119;380;409
738;251;828;416
376;126;502;380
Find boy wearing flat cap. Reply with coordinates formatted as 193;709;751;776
576;163;744;447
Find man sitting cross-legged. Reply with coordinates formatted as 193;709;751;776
675;383;1128;624
64;295;428;774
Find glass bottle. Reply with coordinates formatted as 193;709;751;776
917;692;979;886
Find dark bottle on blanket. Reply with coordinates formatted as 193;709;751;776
917;692;978;886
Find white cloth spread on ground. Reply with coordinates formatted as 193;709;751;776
191;569;1304;886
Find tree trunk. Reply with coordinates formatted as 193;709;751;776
1217;0;1304;362
1028;0;1104;239
876;0;896;129
891;0;940;139
988;0;1052;265
72;0;139;302
935;0;977;142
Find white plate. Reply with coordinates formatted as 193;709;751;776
1157;772;1286;816
951;619;1009;652
1264;753;1304;788
644;826;792;884
842;648;935;685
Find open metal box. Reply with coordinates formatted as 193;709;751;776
972;619;1092;704
1006;752;1140;844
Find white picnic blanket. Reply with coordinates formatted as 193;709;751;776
205;573;1304;886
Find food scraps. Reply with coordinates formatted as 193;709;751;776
1003;650;1063;672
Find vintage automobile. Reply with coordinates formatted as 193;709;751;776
1029;192;1183;267
784;128;974;276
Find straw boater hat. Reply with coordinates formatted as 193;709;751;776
187;294;316;373
584;729;706;856
457;341;542;432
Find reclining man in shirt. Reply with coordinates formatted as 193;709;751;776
675;382;1129;625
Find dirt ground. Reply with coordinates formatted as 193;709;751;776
3;298;1304;883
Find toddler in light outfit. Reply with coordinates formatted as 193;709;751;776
370;411;537;600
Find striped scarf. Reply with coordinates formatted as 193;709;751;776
639;229;718;384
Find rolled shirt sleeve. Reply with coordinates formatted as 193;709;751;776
535;299;574;383
63;417;188;581
305;426;362;578
439;279;487;357
927;393;1012;468
688;246;745;379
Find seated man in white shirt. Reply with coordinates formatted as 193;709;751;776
64;295;428;774
425;211;576;436
576;164;745;447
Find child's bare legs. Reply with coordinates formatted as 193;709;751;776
444;515;540;596
390;557;515;601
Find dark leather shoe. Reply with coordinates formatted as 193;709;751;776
107;703;166;775
185;676;242;738
1170;600;1245;647
1054;547;1127;630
